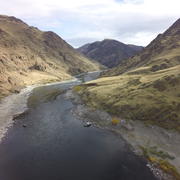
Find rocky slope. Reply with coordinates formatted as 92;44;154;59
75;18;180;132
0;15;101;99
77;39;143;68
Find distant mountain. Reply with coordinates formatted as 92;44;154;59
77;39;143;68
0;15;101;98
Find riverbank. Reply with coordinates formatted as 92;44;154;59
0;71;73;101
0;77;78;143
0;85;35;142
0;71;100;143
69;89;180;180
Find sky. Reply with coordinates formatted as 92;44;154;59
0;0;180;47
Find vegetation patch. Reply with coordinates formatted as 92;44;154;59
152;79;167;91
140;145;175;160
148;157;180;180
151;63;168;72
74;68;180;131
84;83;98;86
139;145;180;179
28;87;64;108
111;118;120;125
73;85;84;92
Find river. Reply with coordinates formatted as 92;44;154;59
0;72;156;180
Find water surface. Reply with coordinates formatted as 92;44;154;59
0;72;156;180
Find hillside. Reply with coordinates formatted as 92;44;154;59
105;18;180;76
77;39;143;68
75;18;180;131
0;15;101;99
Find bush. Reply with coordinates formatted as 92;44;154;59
73;85;83;92
111;118;120;125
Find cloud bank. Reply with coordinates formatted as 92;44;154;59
0;0;180;47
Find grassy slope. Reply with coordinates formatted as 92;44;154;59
0;15;102;99
75;65;180;131
75;18;180;132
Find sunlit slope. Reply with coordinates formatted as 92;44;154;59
104;18;180;76
75;18;180;131
0;15;101;98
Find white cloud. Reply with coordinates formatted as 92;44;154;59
0;0;180;47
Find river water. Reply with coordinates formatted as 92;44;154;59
0;72;156;180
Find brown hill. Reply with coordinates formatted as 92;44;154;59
105;18;180;76
75;18;180;131
73;18;180;177
77;39;143;68
0;15;101;98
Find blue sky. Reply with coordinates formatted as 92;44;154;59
0;0;180;47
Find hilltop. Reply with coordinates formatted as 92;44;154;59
77;39;143;68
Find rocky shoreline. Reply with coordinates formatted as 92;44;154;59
0;78;76;143
0;85;36;142
67;89;180;180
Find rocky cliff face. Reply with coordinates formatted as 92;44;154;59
0;15;101;98
77;39;143;68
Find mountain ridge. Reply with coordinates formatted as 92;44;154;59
77;39;143;68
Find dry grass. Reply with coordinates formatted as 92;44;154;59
0;15;101;99
139;145;180;179
75;65;180;131
148;157;180;180
73;85;85;92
